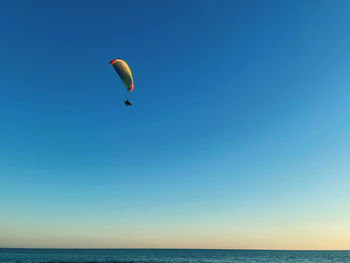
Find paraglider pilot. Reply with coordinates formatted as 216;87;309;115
124;99;132;107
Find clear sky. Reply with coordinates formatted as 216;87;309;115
1;0;350;250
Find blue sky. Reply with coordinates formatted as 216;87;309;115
1;0;350;249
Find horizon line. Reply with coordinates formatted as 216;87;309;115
1;248;350;251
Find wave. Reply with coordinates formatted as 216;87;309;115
39;261;135;263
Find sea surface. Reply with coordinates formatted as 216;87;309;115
0;249;349;263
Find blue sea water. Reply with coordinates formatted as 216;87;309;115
0;249;350;263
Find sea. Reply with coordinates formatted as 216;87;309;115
0;249;349;263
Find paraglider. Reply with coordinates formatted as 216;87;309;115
109;58;134;106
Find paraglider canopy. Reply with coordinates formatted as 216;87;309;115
109;58;134;92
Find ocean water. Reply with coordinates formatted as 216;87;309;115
0;249;349;263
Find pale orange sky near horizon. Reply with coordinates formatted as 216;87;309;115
2;212;350;249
